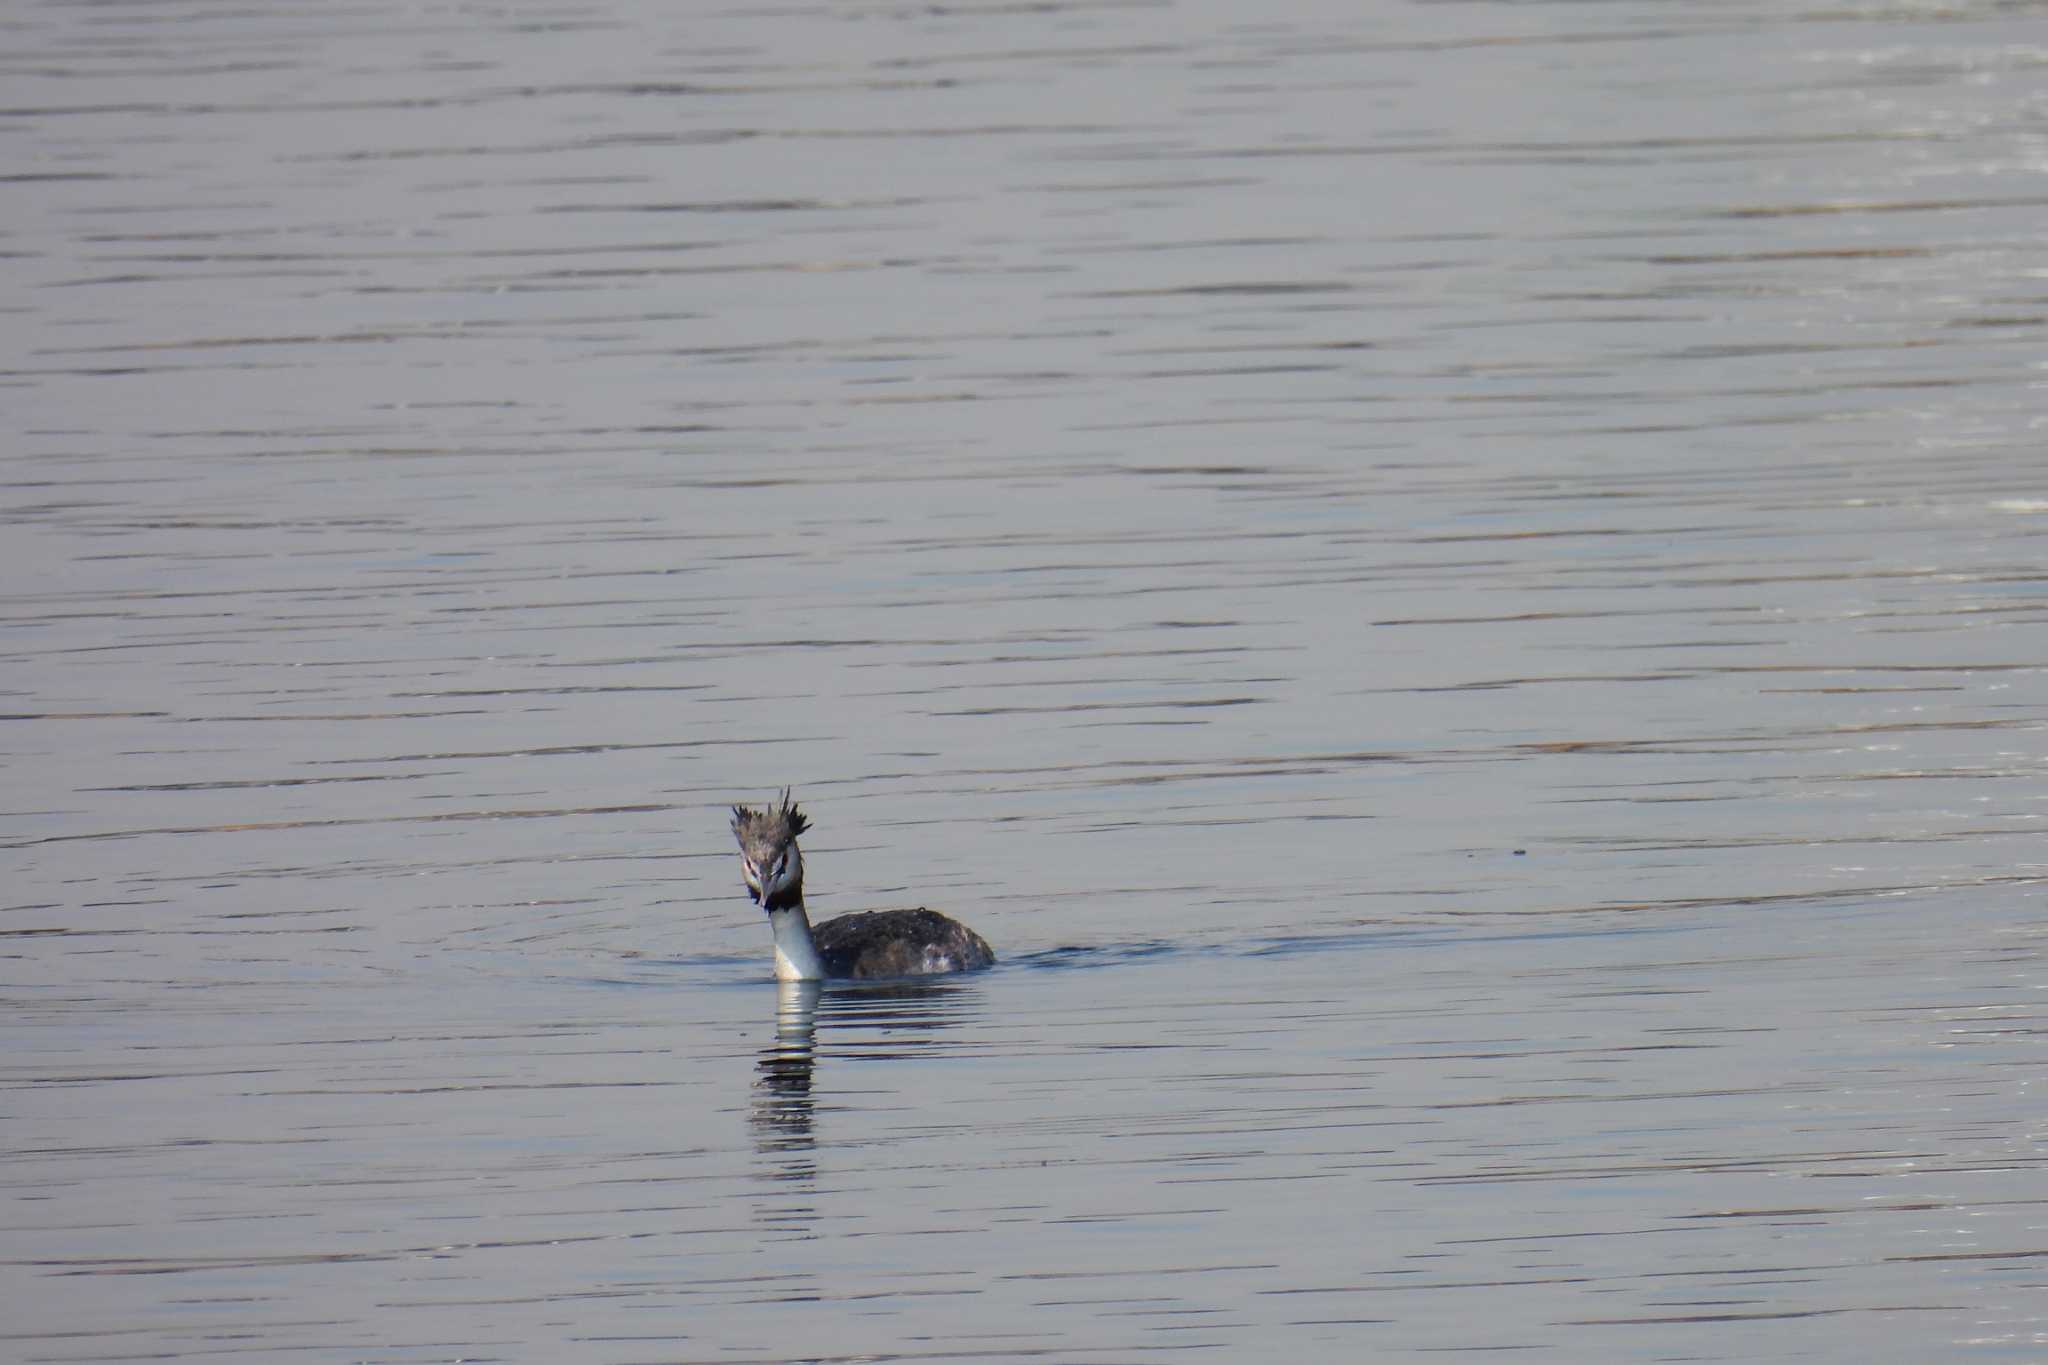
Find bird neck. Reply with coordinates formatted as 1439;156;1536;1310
766;895;826;982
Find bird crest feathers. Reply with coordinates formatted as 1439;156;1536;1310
731;788;809;849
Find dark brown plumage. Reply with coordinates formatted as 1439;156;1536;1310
811;908;995;979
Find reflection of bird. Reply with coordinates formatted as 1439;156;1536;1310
751;981;821;1154
731;791;995;981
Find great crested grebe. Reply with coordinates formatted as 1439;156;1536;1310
731;790;995;981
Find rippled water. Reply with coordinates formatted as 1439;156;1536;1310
6;1;2045;1360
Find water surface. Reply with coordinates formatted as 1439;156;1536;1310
5;1;2045;1360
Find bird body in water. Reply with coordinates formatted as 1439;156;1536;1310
731;791;995;981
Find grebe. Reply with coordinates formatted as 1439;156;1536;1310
731;790;995;981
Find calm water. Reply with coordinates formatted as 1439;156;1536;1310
5;0;2046;1360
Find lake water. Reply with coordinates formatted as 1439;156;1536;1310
5;1;2045;1360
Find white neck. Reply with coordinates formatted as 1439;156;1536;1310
766;903;826;981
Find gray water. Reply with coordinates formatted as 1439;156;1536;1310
5;1;2046;1360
